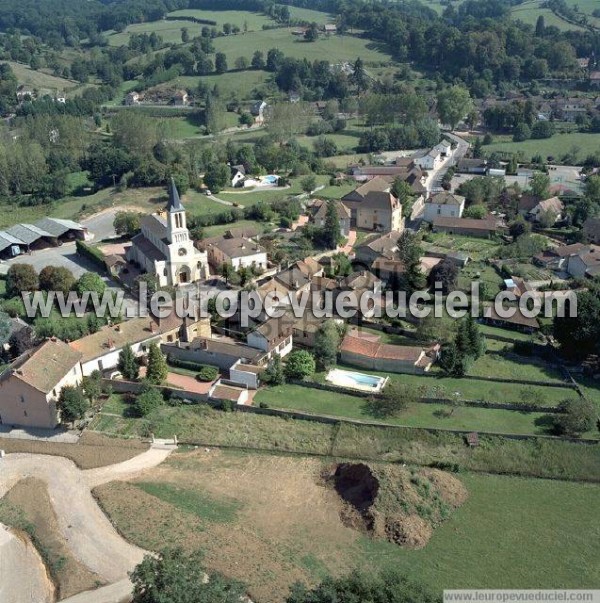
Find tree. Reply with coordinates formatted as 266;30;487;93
113;211;142;236
215;52;228;74
287;570;437;603
6;264;38;297
529;172;550;200
463;204;487;219
436;85;473;130
203;163;230;192
428;257;458;293
131;548;246;603
39;266;75;295
391;178;416;216
535;14;545;36
146;342;168;384
234;56;249;70
397;230;425;292
118;343;139;380
262;353;284;385
181;27;189;43
314;320;341;370
300;175;317;194
59;386;88;424
554;289;600;359
76;272;106;298
251;50;265;70
531;121;555;139
284;350;316;380
509;215;531;239
512;123;531;142
304;23;319;42
370;381;418;417
322;200;342;249
538;208;559;228
133;385;164;417
554;398;597;436
350;57;369;95
82;370;103;405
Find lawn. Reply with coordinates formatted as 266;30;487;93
254;383;552;435
469;352;566;383
213;29;393;65
333;363;576;407
484;133;600;161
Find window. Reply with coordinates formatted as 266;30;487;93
437;208;441;214
20;395;25;403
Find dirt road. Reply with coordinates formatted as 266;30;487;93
0;445;175;603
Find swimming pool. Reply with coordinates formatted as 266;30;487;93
326;368;388;393
262;175;279;184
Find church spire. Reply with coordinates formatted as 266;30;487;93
167;177;184;213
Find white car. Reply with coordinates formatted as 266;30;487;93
205;189;212;196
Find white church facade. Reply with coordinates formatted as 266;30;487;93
126;179;209;286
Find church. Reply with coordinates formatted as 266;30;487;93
127;179;209;287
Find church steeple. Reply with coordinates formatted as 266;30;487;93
166;177;187;242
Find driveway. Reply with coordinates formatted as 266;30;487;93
0;445;175;603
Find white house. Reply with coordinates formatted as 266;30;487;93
126;179;209;287
230;164;246;187
203;236;267;271
423;191;465;223
414;141;453;171
251;100;267;124
247;315;294;358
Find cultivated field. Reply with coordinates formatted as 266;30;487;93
93;449;600;601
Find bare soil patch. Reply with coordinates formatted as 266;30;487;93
0;478;105;599
94;450;358;603
0;433;149;469
326;463;467;549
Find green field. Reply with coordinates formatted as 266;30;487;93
288;6;335;22
363;472;600;589
484;133;600;160
7;61;83;93
510;0;587;31
254;384;552;435
166;9;275;30
171;70;274;100
213;29;392;65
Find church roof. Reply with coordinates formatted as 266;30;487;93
167;177;184;213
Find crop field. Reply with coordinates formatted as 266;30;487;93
93;449;600;602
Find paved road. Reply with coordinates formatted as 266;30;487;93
0;445;175;603
427;132;470;194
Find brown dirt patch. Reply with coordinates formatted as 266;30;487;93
326;462;467;550
0;478;105;599
0;433;149;469
94;450;358;603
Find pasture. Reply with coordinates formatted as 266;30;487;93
166;9;274;30
212;28;392;65
483;133;600;161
